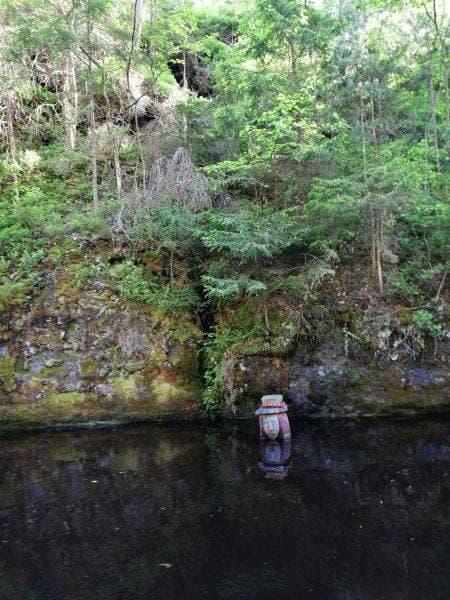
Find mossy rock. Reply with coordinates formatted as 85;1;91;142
112;375;140;400
0;350;16;393
0;280;30;313
346;367;368;388
41;391;88;408
79;359;99;380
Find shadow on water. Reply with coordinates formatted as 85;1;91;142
0;418;450;599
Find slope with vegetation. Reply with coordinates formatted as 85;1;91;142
0;0;448;425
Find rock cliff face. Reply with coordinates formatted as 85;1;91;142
0;272;448;428
221;336;449;418
0;269;202;427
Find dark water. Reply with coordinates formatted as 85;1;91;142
1;420;450;600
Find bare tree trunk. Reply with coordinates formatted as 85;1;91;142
444;62;449;160
5;90;17;162
102;74;122;200
87;13;99;209
126;0;144;93
360;92;380;287
182;50;188;89
370;205;377;279
114;147;122;198
435;269;447;301
68;50;78;144
89;95;99;209
62;49;78;149
134;112;147;194
126;0;147;195
376;214;384;294
134;0;144;46
263;304;270;332
421;0;449;159
429;78;441;172
289;39;297;82
5;88;19;201
370;88;377;148
170;250;174;283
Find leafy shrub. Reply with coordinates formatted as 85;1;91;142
0;281;30;313
412;310;443;339
113;261;200;315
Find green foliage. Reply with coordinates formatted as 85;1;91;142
74;260;108;287
0;280;30;313
197;207;300;262
201;326;249;414
412;310;443;339
202;275;266;301
113;261;200;315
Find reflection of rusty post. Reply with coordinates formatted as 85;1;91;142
255;394;291;441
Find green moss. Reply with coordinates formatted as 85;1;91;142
112;375;140;400
0;350;16;392
151;380;184;404
38;364;64;378
54;264;80;300
338;308;356;325
41;391;87;407
346;367;367;388
169;319;202;345
170;347;200;385
67;319;77;332
79;359;99;380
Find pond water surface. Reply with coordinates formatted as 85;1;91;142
1;419;450;599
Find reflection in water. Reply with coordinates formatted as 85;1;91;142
0;419;450;599
258;439;291;479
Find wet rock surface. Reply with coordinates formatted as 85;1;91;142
0;271;202;427
0;271;448;427
222;337;449;418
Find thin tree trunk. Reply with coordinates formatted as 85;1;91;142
134;0;144;47
87;12;99;209
370;90;377;148
134;112;147;194
5;89;19;201
360;92;379;286
68;50;78;145
102;73;122;200
429;78;441;172
376;214;384;294
126;0;143;93
421;0;449;159
89;93;99;209
370;205;377;278
435;269;447;301
182;50;188;89
444;61;449;160
114;147;122;198
5;90;17;162
62;49;77;149
289;39;297;82
263;304;270;332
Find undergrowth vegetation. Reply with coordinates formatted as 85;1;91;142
0;0;448;412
